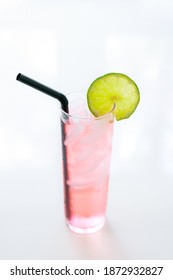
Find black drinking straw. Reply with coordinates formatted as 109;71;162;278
16;73;71;216
16;73;69;113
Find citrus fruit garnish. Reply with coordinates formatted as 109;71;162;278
87;73;140;120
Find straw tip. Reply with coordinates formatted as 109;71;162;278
16;73;21;80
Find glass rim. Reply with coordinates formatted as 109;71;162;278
60;90;116;120
60;103;116;120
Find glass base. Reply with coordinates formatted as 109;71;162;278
66;217;105;234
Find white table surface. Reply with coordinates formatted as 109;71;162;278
0;0;173;260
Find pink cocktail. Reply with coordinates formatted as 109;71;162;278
60;92;114;234
16;73;139;234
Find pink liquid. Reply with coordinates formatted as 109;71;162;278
61;104;114;233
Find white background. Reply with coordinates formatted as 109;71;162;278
0;0;173;260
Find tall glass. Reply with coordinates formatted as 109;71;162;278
60;92;114;234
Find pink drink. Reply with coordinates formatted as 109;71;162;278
60;93;114;234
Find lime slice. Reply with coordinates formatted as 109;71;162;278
87;73;140;120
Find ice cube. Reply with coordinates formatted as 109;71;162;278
64;122;85;148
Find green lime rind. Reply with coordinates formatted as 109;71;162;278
87;73;140;121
